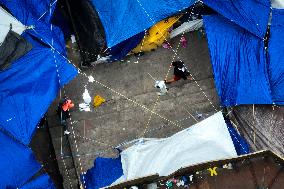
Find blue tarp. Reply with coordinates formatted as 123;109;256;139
202;0;271;38
268;9;284;104
0;131;41;188
203;15;272;106
21;174;56;189
0;0;57;24
109;32;145;62
81;156;123;189
0;1;72;188
0;1;78;145
91;0;195;48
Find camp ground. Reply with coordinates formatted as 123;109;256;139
0;0;283;189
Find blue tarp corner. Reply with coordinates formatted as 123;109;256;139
21;174;56;189
225;120;250;155
0;131;41;188
81;156;123;189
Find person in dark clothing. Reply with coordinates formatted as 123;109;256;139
165;60;193;84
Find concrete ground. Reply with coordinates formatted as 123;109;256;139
30;118;64;189
47;31;220;188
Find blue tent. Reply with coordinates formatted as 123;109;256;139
0;0;78;145
81;156;123;189
268;9;284;104
91;0;195;48
203;15;272;106
0;131;41;188
202;0;271;38
21;174;56;189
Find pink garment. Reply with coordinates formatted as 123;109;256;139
180;36;187;48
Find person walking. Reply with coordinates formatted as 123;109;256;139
165;60;193;84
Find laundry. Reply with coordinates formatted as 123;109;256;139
93;95;106;108
207;167;218;176
62;99;74;111
79;103;91;112
64;130;70;135
162;41;172;49
57;97;74;124
180;36;187;48
88;75;95;83
71;35;76;43
154;80;168;96
83;88;92;104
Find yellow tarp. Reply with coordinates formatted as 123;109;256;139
132;15;181;53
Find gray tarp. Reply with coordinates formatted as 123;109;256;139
231;105;284;156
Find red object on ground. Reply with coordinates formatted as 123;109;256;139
62;99;74;111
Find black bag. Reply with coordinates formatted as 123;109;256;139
0;30;33;71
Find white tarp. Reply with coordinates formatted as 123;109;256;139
271;0;284;9
0;6;26;44
117;112;237;182
170;19;203;39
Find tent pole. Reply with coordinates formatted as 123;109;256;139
65;0;86;67
252;104;256;144
65;124;81;189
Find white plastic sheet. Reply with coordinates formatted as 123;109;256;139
170;19;203;39
271;0;284;9
0;7;26;44
118;112;237;182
